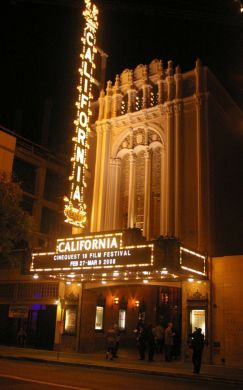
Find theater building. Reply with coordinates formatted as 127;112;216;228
30;52;243;366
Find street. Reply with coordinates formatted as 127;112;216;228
0;359;237;390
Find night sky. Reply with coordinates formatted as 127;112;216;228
0;0;242;152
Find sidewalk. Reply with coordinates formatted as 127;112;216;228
0;345;243;385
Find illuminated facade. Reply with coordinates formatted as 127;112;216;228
83;57;242;366
27;0;243;365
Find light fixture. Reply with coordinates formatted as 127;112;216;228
33;274;39;279
135;300;140;308
161;268;168;275
188;278;194;283
114;297;119;305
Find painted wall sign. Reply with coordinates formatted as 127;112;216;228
9;305;29;318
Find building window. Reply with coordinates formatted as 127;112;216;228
40;207;58;235
21;194;34;214
13;158;36;194
135;151;145;230
118;309;126;330
190;309;206;336
64;305;77;335
44;169;63;202
95;306;104;331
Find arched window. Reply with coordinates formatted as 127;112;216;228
116;129;163;239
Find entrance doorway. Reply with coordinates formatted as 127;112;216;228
157;286;182;358
27;304;56;350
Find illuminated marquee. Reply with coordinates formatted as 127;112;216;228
64;0;98;227
30;232;154;273
180;247;207;276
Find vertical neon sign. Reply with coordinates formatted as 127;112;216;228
64;0;98;228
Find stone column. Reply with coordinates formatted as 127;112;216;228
104;158;116;230
127;70;137;113
141;65;152;109
90;125;103;232
195;58;205;250
96;124;112;231
165;103;175;236
143;147;152;239
166;60;175;101
127;151;136;228
104;81;112;119
160;147;167;235
98;90;105;121
157;60;165;105
174;65;183;239
111;75;123;117
112;158;121;229
127;88;137;113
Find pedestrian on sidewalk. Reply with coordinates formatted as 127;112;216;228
105;325;118;360
153;322;164;354
113;323;120;358
17;327;27;347
164;322;174;362
147;324;155;362
189;327;205;374
136;321;147;360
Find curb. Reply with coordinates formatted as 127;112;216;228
1;354;243;386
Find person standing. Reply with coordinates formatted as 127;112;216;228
153;322;164;354
113;323;120;358
105;325;117;360
164;322;174;362
147;324;155;362
136;322;147;360
17;327;27;347
190;327;205;373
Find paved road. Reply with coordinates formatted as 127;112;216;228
0;359;238;390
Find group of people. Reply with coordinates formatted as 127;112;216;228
105;321;205;374
135;320;179;362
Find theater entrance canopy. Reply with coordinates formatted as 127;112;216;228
30;229;207;283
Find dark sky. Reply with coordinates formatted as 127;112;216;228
0;0;242;152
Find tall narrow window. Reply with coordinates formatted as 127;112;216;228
118;309;126;330
190;309;206;336
95;306;104;331
135;150;145;230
